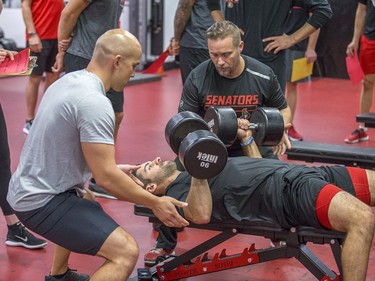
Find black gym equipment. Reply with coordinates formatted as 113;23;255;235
356;112;375;128
204;106;285;146
165;111;210;154
286;141;375;169
165;112;227;179
179;130;228;179
129;205;343;281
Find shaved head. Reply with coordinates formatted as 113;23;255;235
93;28;142;65
87;28;142;91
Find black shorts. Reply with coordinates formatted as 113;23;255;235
64;53;124;113
279;166;355;229
179;46;210;84
13;189;119;255
260;51;286;93
28;39;58;76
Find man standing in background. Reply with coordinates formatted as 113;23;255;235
345;0;375;144
21;0;64;134
52;0;126;141
169;0;222;84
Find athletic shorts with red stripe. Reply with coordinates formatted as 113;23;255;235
360;35;375;75
279;166;370;230
316;167;370;229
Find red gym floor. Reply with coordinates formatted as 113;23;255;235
0;69;374;280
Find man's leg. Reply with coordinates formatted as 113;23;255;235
359;74;375;126
50;244;71;275
25;75;43;121
49;226;138;280
43;71;60;93
91;227;138;280
144;225;177;266
286;82;297;119
327;191;374;281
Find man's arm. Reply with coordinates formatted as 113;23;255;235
81;142;189;228
237;118;262;158
170;0;195;55
183;177;212;224
347;3;366;57
52;0;89;73
263;1;332;54
305;26;320;63
21;0;42;53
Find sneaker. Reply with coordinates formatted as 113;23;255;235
88;178;117;200
23;119;33;135
288;125;303;141
45;268;90;281
5;222;47;249
144;247;176;266
344;128;369;144
270;240;287;247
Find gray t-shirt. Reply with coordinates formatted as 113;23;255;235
7;70;115;212
180;0;217;49
67;0;124;60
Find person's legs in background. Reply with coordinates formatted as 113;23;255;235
285;49;305;141
345;35;375;144
286;81;304;141
0;104;47;249
23;40;59;134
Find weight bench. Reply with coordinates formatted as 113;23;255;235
286;141;375;169
357;113;375;128
129;205;345;281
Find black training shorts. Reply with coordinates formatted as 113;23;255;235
14;189;119;255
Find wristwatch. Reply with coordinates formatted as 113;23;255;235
28;32;37;37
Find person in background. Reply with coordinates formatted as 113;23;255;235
21;0;64;134
52;0;126;142
205;0;332;92
169;0;222;84
0;0;47;250
284;4;320;141
344;0;375;144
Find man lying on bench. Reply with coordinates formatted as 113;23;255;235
132;121;375;281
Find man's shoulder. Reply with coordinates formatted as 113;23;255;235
192;59;213;74
242;55;274;79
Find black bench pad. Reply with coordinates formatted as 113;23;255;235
356;113;375;128
286;141;375;168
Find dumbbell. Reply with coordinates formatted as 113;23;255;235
204;106;285;146
165;112;228;179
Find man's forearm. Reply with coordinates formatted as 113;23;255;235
57;0;89;52
280;106;292;126
184;178;212;224
289;23;317;46
174;0;194;41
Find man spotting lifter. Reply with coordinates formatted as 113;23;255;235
7;29;189;281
